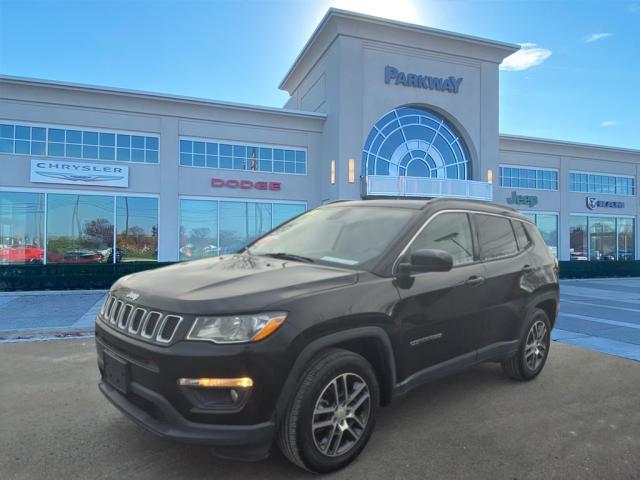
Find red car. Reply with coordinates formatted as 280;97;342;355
0;246;45;264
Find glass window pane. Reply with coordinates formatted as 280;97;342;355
234;145;247;158
206;142;217;155
0;124;14;138
536;214;558;257
0;138;14;153
145;137;159;150
273;161;284;173
206;155;218;168
116;197;158;263
82;145;98;159
180;140;192;153
100;133;115;146
145;150;158;163
272;203;305;228
284;162;295;173
32;127;46;141
220;156;232;169
411;213;474;265
295;163;306;174
48;142;64;156
512;220;531;250
131;149;145;162
193;154;205;167
474;214;518;259
295;151;306;163
66;130;82;144
117;148;130;161
617;218;635;261
31;141;45;155
131;135;145;149
589;217;616;261
83;131;99;145
219;201;272;255
49;128;65;142
193;141;205;154
117;134;130;148
99;146;115;160
179;199;218;260
15;125;30;140
220;144;232;156
0;192;45;264
180;153;192;166
46;194;114;264
569;216;588;260
15;140;30;154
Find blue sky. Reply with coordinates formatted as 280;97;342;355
1;0;638;149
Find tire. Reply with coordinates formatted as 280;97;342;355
502;308;551;381
277;348;380;473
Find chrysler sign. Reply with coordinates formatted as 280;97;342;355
586;197;624;210
30;160;129;187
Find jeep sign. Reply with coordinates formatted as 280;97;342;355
506;191;538;208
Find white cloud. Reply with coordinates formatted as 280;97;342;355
601;120;617;127
500;43;552;71
586;32;614;43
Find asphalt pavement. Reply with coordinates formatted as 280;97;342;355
1;339;639;480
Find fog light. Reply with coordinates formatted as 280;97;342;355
177;377;253;388
230;389;239;403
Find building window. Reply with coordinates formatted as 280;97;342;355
0;191;45;264
116;197;158;262
569;172;635;196
179;138;306;175
499;166;558;190
569;215;635;261
0;122;159;164
179;198;305;260
523;212;558;257
46;194;115;264
362;106;468;180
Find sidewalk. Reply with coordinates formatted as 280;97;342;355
0;290;107;342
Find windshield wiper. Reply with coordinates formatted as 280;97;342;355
260;252;315;263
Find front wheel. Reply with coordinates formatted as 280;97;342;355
277;348;379;473
502;308;551;381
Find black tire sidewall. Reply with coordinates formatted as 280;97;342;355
296;352;380;473
519;309;551;379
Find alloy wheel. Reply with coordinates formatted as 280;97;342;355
311;372;371;457
524;319;548;371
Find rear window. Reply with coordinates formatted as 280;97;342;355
474;214;518;260
512;220;531;250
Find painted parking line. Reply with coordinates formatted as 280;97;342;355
558;312;640;330
561;299;640;314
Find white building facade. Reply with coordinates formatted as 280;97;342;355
1;9;637;265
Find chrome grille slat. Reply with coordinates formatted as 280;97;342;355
99;295;182;346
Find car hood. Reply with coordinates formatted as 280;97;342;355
112;254;359;314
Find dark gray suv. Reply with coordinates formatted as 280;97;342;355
96;198;559;473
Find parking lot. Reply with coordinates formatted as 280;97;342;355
1;278;639;479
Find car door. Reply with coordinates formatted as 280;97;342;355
472;213;533;356
393;211;487;379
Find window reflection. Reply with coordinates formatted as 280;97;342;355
617;218;635;261
0;192;45;264
569;216;588;261
116;197;158;262
46;194;114;264
273;203;305;227
219;202;272;254
179;199;219;260
524;213;558;257
589;217;616;261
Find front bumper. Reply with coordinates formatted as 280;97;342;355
99;379;275;460
95;318;298;460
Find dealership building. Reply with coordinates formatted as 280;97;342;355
1;9;638;265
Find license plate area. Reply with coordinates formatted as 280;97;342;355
104;351;129;394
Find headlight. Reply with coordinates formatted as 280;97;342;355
186;312;287;344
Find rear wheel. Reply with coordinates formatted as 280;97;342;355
502;308;551;381
277;348;379;473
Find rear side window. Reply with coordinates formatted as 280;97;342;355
474;214;518;260
512;220;531;250
409;212;474;266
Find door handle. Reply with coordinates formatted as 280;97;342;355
465;275;485;287
522;264;535;273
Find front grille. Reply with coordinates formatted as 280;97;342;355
99;294;183;346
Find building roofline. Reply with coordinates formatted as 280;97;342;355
0;74;327;120
279;8;520;91
499;133;640;156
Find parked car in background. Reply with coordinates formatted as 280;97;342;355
0;245;44;264
96;199;559;473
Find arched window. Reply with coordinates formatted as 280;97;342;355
362;106;469;180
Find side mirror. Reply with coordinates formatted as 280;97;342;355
397;249;454;275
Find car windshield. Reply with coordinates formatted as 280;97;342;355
246;205;417;269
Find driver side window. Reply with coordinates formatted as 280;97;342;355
409;213;475;266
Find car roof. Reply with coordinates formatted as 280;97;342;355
323;198;533;223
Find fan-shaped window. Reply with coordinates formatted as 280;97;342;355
362;107;469;180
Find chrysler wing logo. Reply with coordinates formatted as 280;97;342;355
125;291;140;301
35;171;125;183
586;197;598;210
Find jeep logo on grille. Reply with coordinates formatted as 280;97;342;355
125;291;140;301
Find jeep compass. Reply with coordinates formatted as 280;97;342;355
95;198;559;473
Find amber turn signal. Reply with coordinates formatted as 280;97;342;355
177;377;254;388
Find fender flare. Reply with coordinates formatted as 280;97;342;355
274;326;397;422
